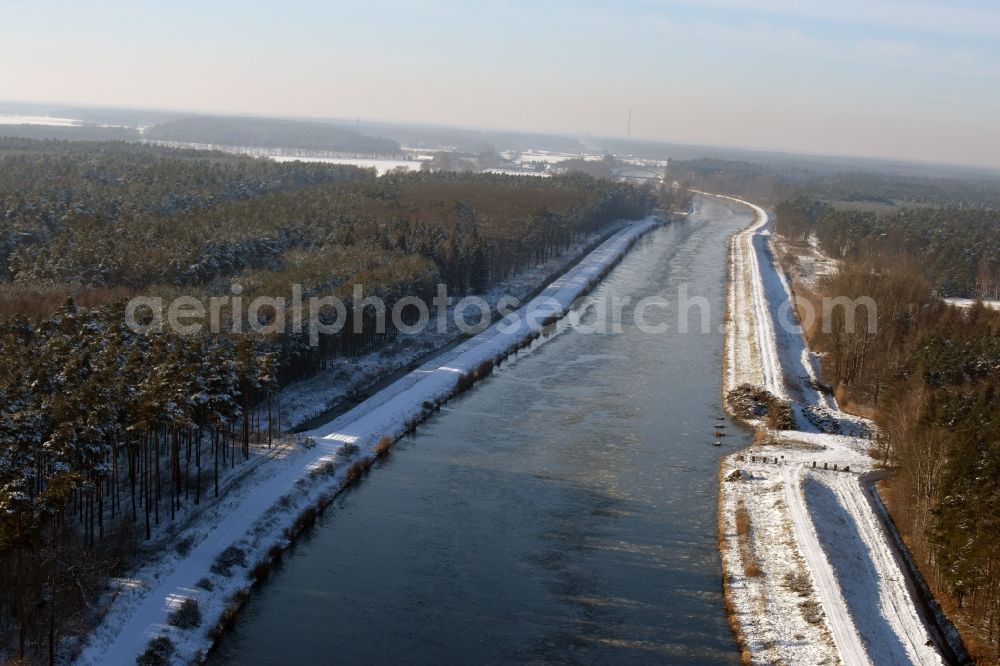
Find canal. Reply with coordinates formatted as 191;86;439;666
211;196;752;664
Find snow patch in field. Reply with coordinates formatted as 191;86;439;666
482;168;550;177
943;297;1000;311
776;234;840;293
516;151;602;164
270;155;423;175
0;115;81;126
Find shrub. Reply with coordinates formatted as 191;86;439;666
310;460;336;479
195;577;214;591
783;572;812;597
167;598;201;629
765;404;795;430
137;636;175;665
210;590;250;640
799;599;824;625
735;502;751;539
455;372;475;393
345;461;365;484
249;560;271;582
174;536;195;557
726;383;794;430
374;436;393;457
735;500;762;578
291;507;318;535
802;404;842;434
210;546;247;577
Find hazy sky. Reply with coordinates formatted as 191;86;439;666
3;0;999;167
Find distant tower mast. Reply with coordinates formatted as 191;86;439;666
627;106;632;140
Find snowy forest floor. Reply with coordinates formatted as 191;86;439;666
716;194;946;666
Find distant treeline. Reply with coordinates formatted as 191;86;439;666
357;122;587;154
144;116;401;154
669;157;1000;209
775;199;1000;298
0;124;141;142
0;117;403;154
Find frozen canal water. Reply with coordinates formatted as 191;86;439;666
211;197;753;664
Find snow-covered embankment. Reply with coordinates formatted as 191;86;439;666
716;194;945;666
75;215;663;665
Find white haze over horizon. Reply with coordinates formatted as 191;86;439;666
2;0;1000;169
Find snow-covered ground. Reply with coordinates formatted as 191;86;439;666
942;297;1000;311
0;114;81;126
141;140;423;171
74;216;662;665
716;194;945;665
515;151;602;164
270;155;424;175
481;167;550;177
781;234;840;292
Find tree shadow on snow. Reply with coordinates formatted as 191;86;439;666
803;477;911;665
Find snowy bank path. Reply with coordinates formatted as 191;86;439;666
75;216;662;665
783;464;870;665
722;195;766;393
717;193;944;666
806;471;943;664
